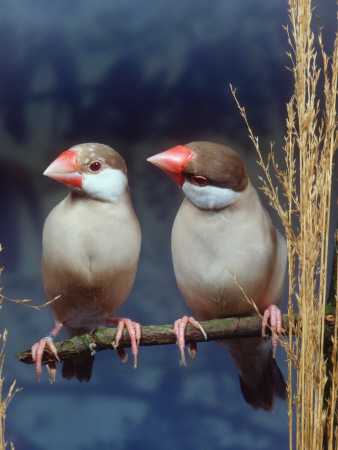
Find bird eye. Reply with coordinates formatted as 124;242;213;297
191;175;208;187
88;160;103;173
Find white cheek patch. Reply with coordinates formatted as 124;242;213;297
182;182;242;209
82;168;127;202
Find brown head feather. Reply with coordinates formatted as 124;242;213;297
73;143;127;175
184;141;248;192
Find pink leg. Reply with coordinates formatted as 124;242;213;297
31;322;63;382
173;315;207;366
106;318;141;368
262;305;283;357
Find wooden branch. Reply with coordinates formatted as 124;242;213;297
16;314;297;366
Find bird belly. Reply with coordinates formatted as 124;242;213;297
173;251;254;320
171;205;277;320
43;256;138;329
41;200;141;329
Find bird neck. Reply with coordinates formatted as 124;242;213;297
68;187;128;205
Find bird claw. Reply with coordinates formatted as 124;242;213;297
46;362;57;384
187;342;198;359
31;338;60;382
31;323;63;382
174;315;207;365
262;305;283;357
106;318;141;368
116;346;128;363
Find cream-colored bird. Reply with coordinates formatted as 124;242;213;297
148;141;287;410
32;143;142;382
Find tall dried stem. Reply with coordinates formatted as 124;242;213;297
232;0;337;447
0;250;22;450
0;330;21;450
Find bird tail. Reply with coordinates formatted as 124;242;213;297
62;326;95;382
223;337;286;411
62;354;94;382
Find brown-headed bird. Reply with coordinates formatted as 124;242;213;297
32;143;142;382
148;141;287;410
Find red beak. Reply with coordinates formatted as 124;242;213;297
147;145;193;186
44;150;82;188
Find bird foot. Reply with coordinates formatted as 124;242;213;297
116;346;128;363
106;318;141;368
31;338;60;382
262;305;283;357
173;315;207;366
187;342;198;360
46;362;57;384
31;323;63;381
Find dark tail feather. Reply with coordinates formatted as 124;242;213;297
238;349;286;411
271;355;287;400
62;354;95;382
223;337;287;411
62;327;94;381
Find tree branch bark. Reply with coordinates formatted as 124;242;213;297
16;314;298;366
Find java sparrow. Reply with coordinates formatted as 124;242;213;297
148;141;287;410
31;143;142;382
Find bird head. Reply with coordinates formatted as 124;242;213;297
147;141;249;210
44;143;128;202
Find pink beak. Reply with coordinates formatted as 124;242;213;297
44;149;82;188
147;145;193;186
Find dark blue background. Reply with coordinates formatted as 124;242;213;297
1;1;336;448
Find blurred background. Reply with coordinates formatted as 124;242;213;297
0;0;336;448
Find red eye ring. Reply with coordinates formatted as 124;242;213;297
191;175;208;186
88;160;103;173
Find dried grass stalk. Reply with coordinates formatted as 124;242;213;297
0;330;21;450
232;0;337;447
0;248;22;450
